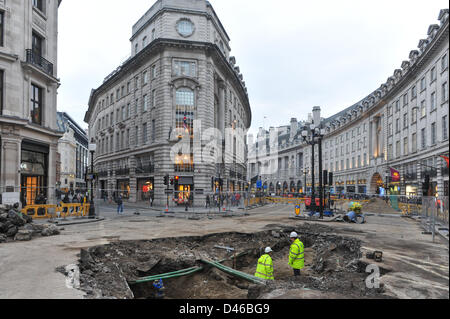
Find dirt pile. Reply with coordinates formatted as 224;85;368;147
71;223;389;299
0;204;60;243
361;198;399;214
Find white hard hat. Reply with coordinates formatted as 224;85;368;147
265;247;273;253
290;232;298;238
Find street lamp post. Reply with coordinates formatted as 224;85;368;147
301;107;325;218
88;143;96;218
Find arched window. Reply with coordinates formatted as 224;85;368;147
135;43;139;55
142;36;147;48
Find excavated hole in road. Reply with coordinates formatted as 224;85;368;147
75;224;391;299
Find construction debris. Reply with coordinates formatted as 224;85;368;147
63;223;391;299
0;205;61;243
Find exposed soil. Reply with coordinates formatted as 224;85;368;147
72;223;392;299
362;198;399;214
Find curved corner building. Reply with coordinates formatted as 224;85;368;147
84;0;251;206
248;9;449;198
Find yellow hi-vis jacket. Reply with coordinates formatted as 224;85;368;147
254;254;274;280
289;239;305;270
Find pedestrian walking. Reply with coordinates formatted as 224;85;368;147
116;194;124;215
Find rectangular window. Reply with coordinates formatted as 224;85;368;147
135;76;139;90
411;86;417;100
395;100;400;112
0;11;4;47
388;144;393;160
127;103;130;118
403;93;408;106
121;86;125;97
430;92;436;111
143;123;148;144
420;77;426;91
152;119;156;142
135;99;139;114
443;116;448;140
403;137;408;156
442;53;448;71
431;122;436;144
152;90;156;107
412;133;417;153
396;141;401;158
421;128;426;149
152;65;157;78
116;89;120;101
403;113;408;128
396;118;400;133
127;82;131;94
411;108;417;124
143;71;148;84
421;100;426;117
388;123;393;136
30;84;43;125
430;67;436;82
32;32;43;57
32;0;44;12
122;106;126;121
442;82;448;102
143;94;148;111
173;60;196;77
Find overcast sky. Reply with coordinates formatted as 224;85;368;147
57;0;448;136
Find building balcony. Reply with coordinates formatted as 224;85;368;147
26;50;54;77
115;168;130;176
98;171;108;178
135;165;155;174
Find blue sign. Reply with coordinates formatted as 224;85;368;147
256;180;262;189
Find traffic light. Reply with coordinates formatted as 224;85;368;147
170;178;174;186
423;174;430;196
323;170;328;185
174;176;180;187
164;175;169;186
328;172;334;186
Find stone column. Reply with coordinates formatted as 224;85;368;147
48;143;59;204
1;136;21;192
129;156;137;203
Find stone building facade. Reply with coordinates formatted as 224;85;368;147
84;0;251;207
56;112;89;192
248;9;449;198
0;0;62;207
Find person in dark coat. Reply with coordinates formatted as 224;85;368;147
117;195;124;215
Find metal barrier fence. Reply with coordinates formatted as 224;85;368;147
421;196;449;241
20;203;91;220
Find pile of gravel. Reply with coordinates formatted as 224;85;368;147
0;204;61;243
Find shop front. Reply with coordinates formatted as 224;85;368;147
174;176;194;206
116;179;130;199
20;141;49;207
137;178;154;202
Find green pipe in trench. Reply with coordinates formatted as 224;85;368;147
128;251;251;285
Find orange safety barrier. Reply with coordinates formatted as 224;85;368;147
21;203;91;219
